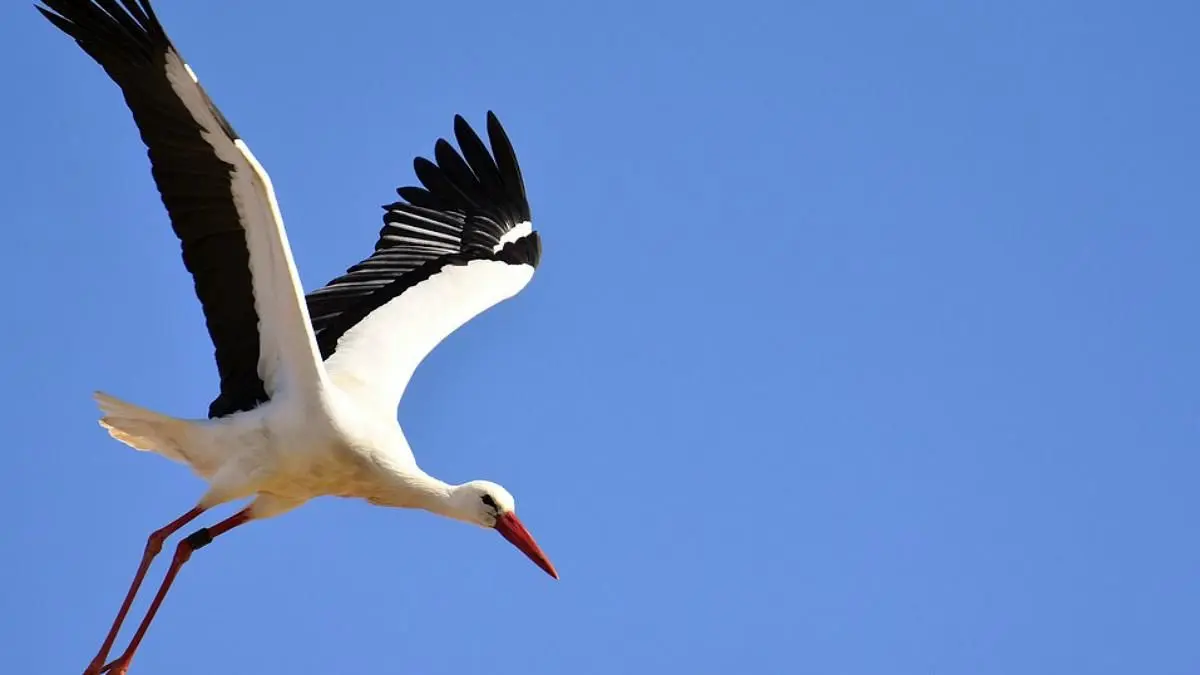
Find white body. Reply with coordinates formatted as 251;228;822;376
96;386;438;521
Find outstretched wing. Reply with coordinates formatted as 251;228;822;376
39;0;327;418
306;112;540;414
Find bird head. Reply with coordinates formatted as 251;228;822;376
451;480;558;579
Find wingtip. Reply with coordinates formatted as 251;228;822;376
413;155;436;174
34;3;67;29
485;111;513;146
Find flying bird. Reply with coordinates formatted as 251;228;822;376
36;0;555;673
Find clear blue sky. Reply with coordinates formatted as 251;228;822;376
1;0;1197;673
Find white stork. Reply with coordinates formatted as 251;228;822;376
37;1;556;673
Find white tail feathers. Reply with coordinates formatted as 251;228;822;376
94;391;190;464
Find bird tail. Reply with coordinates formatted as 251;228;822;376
94;391;191;464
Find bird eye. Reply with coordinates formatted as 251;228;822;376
481;494;497;508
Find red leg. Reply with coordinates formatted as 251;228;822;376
101;508;253;675
83;506;206;675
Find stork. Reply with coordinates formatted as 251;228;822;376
37;1;555;673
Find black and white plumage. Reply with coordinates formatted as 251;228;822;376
305;113;542;419
37;1;555;672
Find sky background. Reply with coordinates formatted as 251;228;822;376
1;0;1197;673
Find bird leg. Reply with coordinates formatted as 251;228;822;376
83;506;207;675
98;508;254;675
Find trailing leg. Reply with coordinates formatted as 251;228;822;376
82;506;206;675
99;508;254;675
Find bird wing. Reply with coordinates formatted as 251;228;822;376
39;0;328;418
306;112;540;416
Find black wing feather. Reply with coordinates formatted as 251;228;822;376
453;116;505;198
39;0;268;419
486;111;530;224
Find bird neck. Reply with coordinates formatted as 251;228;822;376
368;463;461;518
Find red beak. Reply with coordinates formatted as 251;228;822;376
494;512;558;579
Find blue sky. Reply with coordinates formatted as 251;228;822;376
2;0;1197;673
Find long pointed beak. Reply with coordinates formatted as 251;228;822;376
494;512;558;579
